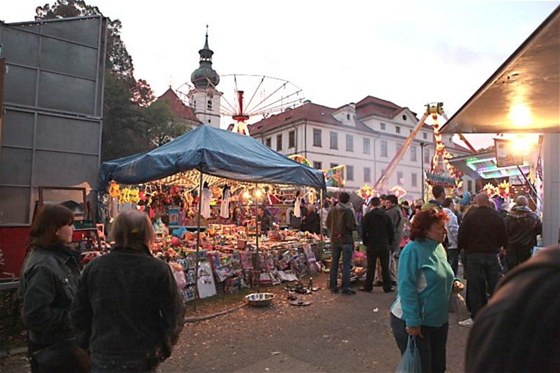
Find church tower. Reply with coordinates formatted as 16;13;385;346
188;26;222;128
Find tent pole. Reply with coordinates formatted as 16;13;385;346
255;183;260;293
320;188;324;244
195;170;204;299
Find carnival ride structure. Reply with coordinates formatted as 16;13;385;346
372;102;474;198
178;74;305;135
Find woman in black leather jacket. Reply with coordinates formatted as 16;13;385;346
17;204;85;371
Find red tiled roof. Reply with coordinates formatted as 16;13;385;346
248;101;341;135
249;95;426;136
157;88;201;124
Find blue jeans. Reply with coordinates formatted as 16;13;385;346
465;252;504;319
446;248;459;276
390;313;448;373
329;243;353;290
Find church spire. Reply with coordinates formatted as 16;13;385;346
190;25;220;89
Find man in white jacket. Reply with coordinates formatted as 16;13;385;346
442;197;460;275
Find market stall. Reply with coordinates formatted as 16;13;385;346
98;125;327;301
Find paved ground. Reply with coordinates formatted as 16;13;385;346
0;273;471;373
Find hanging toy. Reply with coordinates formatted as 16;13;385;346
109;182;120;199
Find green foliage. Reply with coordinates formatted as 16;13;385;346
35;0;193;162
143;100;192;147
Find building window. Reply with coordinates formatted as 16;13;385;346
363;138;371;154
423;132;428;140
411;173;418;187
402;114;407;121
364;167;371;182
207;100;212;110
313;128;322;147
330;163;338;169
346;113;350;120
468;180;473;193
313;161;322;170
410;145;417;162
330;131;338;150
346;134;353;152
380;123;386;130
288;130;295;148
396;126;401;134
276;134;282;151
397;171;404;183
381;140;388;157
347;165;354;181
424;148;430;163
265;137;271;148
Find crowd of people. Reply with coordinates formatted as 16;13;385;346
16;186;552;372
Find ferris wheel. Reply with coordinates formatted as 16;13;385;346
177;74;305;134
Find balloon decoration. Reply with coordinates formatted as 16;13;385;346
390;185;407;199
356;184;376;200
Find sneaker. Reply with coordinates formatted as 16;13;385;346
341;288;356;295
458;318;474;328
330;287;339;294
359;287;372;292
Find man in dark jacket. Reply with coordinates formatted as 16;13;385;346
457;192;507;327
360;197;394;293
466;245;560;373
504;195;542;271
326;192;357;295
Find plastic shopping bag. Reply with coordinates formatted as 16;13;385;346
396;335;422;373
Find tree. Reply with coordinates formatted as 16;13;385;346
143;100;191;147
131;79;155;107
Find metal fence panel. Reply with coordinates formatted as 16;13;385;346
1;110;34;148
0;187;31;224
0;148;33;185
39;71;96;115
33;151;99;187
0;16;107;224
3;65;37;106
37;115;100;155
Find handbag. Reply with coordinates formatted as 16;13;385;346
31;337;90;373
396;335;422;373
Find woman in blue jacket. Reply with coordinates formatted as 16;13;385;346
390;208;463;373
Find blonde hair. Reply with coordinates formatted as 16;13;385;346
110;210;155;248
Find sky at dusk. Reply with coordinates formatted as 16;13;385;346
3;0;559;149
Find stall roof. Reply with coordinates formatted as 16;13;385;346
441;6;560;134
99;125;326;190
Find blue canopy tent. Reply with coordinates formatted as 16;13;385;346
99;125;326;190
99;125;326;295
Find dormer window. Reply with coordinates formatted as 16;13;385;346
402;114;407;121
346;114;350;120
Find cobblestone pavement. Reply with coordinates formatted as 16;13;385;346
1;273;471;373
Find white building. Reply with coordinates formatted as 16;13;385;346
248;96;474;201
